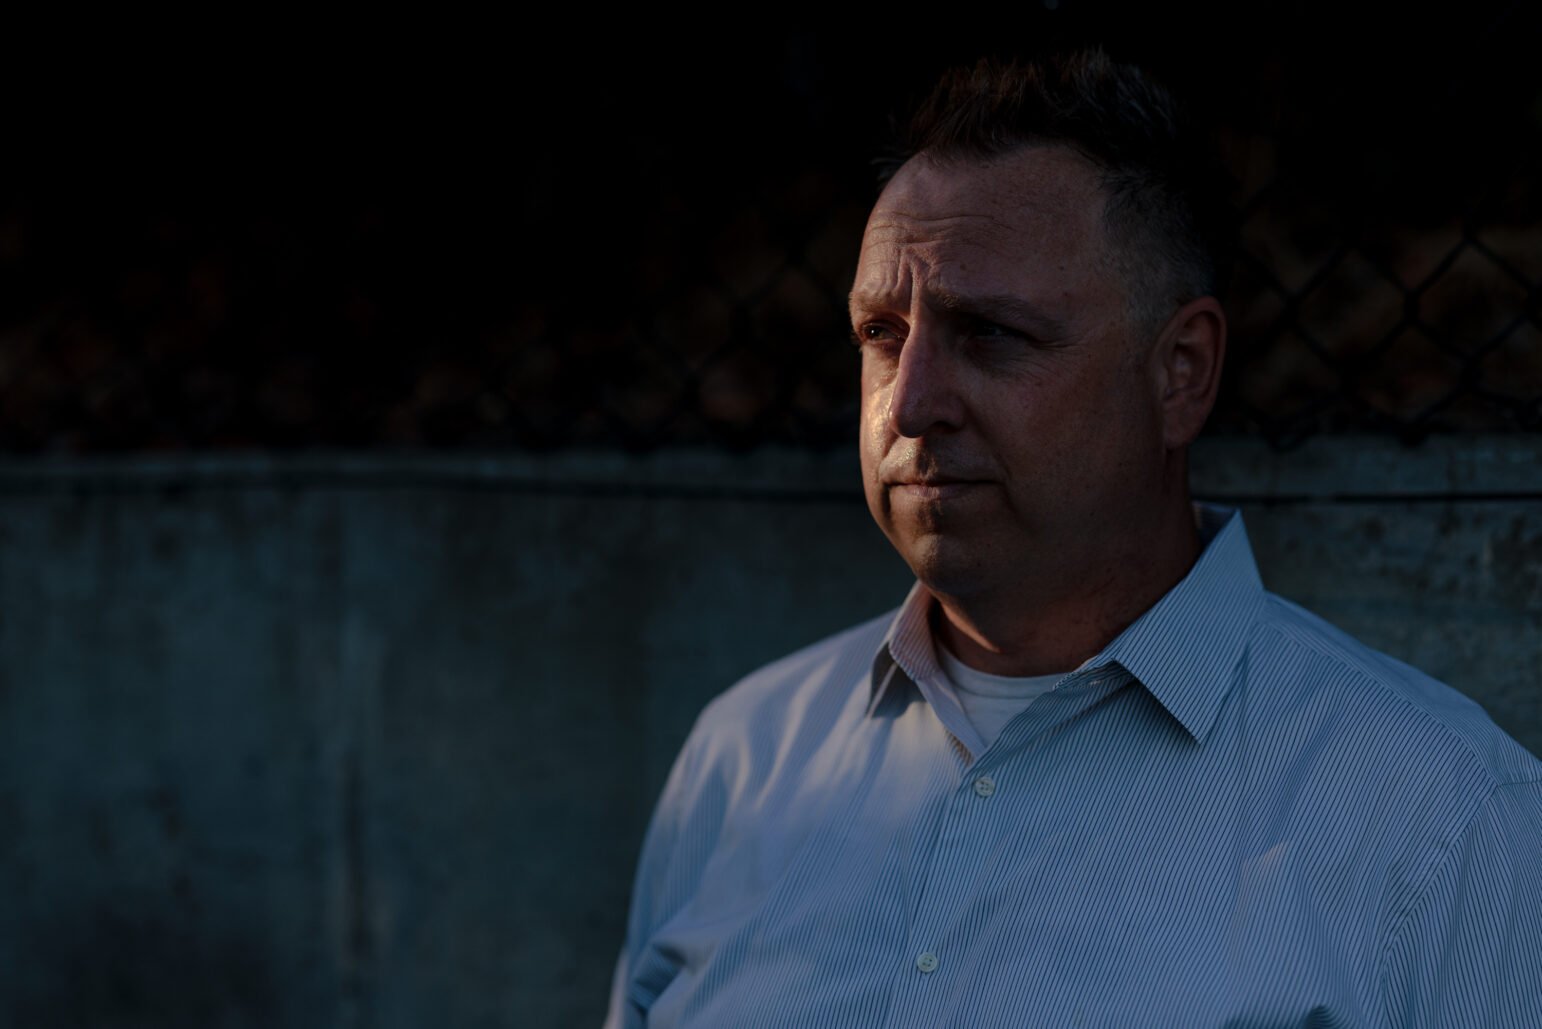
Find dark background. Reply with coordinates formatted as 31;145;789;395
2;4;1539;455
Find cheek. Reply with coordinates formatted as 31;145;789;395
1039;384;1162;504
859;450;890;536
858;383;893;525
858;370;892;466
859;416;888;520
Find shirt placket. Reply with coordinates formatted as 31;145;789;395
882;737;1012;1026
881;665;1132;1028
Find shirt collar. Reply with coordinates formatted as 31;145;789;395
1098;504;1266;741
867;579;994;755
868;504;1266;744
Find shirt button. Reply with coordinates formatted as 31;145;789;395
915;951;939;974
973;775;996;798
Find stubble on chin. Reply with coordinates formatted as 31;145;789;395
888;515;993;601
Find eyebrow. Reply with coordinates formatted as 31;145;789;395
848;288;1068;340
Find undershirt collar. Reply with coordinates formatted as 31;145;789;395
937;645;1063;749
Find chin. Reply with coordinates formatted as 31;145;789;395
895;535;994;600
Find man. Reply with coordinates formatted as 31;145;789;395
607;52;1542;1027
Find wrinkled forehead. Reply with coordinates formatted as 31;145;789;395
854;146;1116;303
868;146;1110;248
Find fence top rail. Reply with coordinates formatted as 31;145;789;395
0;438;1536;502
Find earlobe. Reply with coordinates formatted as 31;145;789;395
1157;297;1227;449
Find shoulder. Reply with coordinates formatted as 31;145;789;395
1233;591;1542;992
692;606;896;738
653;608;895;804
640;608;896;867
619;608;904;990
1250;591;1542;790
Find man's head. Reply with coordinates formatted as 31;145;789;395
851;52;1229;649
878;51;1232;338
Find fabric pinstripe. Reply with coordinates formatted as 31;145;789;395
606;507;1542;1028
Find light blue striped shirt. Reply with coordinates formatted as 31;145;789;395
608;506;1542;1027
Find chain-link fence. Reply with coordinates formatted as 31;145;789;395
1;17;1537;453
1221;134;1542;444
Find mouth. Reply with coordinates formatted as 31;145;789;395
889;478;992;501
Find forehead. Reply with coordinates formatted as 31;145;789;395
855;146;1111;299
879;145;1107;232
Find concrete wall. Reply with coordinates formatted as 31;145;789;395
1;439;1537;1028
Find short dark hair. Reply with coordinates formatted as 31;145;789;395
881;50;1233;334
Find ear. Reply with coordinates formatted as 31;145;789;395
1152;296;1227;450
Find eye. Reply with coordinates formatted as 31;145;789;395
852;321;905;349
971;320;1024;341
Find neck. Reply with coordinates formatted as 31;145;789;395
933;488;1202;678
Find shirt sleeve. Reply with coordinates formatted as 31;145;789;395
602;723;712;1029
601;947;628;1029
1380;779;1542;1027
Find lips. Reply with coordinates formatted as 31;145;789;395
889;478;991;501
879;445;995;496
886;469;994;487
894;476;977;486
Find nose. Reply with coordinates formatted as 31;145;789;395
888;321;966;439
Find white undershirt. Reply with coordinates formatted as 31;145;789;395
937;645;1064;750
